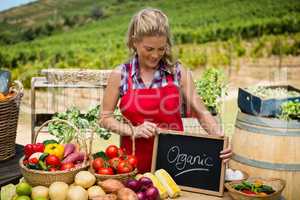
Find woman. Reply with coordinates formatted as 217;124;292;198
100;8;232;173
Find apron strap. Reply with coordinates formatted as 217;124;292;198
127;63;133;90
166;73;174;84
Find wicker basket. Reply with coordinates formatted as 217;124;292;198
41;68;111;86
19;119;89;186
225;177;286;200
89;116;138;182
0;81;23;161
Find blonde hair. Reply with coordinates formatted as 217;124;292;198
127;8;175;72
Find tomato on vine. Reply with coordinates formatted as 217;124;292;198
97;167;114;175
126;155;138;168
105;145;119;158
117;160;133;174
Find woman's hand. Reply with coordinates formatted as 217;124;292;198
220;146;233;163
216;130;233;163
133;121;157;138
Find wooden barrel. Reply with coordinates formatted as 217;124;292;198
230;111;300;200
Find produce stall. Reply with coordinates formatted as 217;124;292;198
1;138;285;200
1;181;233;200
0;71;290;200
1;139;234;200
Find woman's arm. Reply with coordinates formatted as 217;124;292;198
100;67;157;138
180;65;232;162
180;65;223;136
100;68;133;136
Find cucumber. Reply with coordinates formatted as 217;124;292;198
39;153;49;161
28;163;39;170
38;160;47;171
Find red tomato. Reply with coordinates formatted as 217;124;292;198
105;145;119;158
60;162;75;171
117;160;133;174
117;148;126;158
126;155;138;168
28;157;39;165
109;157;122;170
93;157;105;170
23;159;29;165
97;167;114;175
45;155;61;167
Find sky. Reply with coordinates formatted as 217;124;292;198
0;0;37;12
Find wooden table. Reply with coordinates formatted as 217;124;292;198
0;146;284;200
178;191;232;200
0;144;23;187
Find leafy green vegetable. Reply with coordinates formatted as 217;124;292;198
48;105;114;143
43;139;58;145
0;184;16;200
246;86;300;121
93;151;109;160
195;67;227;114
256;185;275;194
279;101;300;120
247;86;300;99
233;180;275;194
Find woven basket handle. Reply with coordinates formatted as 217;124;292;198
8;80;24;102
13;80;24;95
89;114;136;161
123;116;136;155
34;119;88;165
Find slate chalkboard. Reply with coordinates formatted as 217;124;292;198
151;131;227;196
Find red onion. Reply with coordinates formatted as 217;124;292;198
125;179;141;192
136;191;147;200
145;186;159;200
139;177;153;189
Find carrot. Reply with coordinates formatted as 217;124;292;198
0;93;6;101
0;92;15;101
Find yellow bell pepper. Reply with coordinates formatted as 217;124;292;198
254;180;263;188
44;143;64;159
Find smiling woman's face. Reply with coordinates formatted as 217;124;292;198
134;35;167;70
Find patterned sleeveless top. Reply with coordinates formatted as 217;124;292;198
119;55;181;96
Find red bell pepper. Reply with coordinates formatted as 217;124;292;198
24;144;34;159
33;143;45;153
242;189;256;195
24;143;45;159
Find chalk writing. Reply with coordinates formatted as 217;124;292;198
167;146;214;177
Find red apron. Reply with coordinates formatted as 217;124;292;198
119;63;183;173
